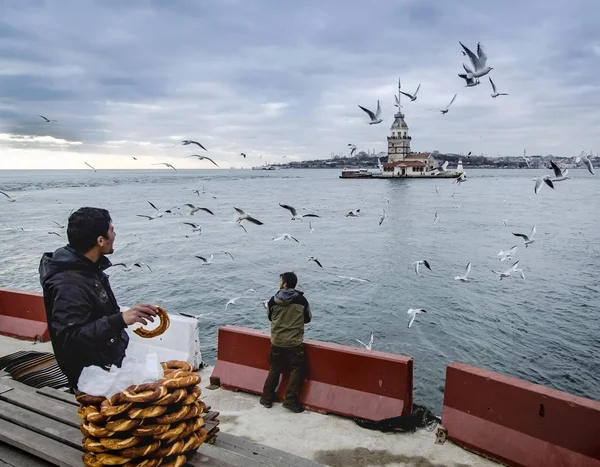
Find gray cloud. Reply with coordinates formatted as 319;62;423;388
0;0;599;167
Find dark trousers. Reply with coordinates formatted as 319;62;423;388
262;344;305;404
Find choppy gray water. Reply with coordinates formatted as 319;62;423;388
0;168;598;413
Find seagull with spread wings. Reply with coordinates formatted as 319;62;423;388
279;203;320;220
358;100;383;124
182;140;207;151
233;207;264;226
187;155;219;167
459;41;493;79
152;163;177;172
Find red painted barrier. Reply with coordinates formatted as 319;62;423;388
442;363;600;467
210;325;413;421
0;288;49;342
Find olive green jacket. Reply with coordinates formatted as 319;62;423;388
267;288;311;348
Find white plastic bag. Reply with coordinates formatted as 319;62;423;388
77;341;163;398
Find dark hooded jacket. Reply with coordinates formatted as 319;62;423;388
39;246;129;389
267;288;311;348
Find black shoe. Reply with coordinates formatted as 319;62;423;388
259;398;273;408
283;402;305;413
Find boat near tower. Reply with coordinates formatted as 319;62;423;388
340;77;464;179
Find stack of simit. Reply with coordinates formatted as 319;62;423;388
78;360;206;467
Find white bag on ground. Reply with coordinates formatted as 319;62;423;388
77;341;163;398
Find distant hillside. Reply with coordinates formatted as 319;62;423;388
274;151;599;170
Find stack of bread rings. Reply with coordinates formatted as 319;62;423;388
77;360;207;467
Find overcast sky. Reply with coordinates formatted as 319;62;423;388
0;0;598;169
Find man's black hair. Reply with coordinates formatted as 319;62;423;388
280;271;298;289
67;207;112;253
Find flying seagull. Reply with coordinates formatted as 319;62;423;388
348;144;357;157
279;203;320;220
136;201;167;220
433;212;439;224
355;332;374;350
308;256;323;268
195;254;214;265
221;251;235;261
534;176;554;194
233;207;264;226
492;260;521;280
225;296;242;311
345;208;361;217
575;152;595;175
400;84;421;102
439;94;457;115
454;172;467;185
47;231;62;237
358;100;383;124
187;154;219;167
240;153;247;158
85;162;97;172
514;268;526;280
454;262;472;282
110;262;152;272
336;275;371;283
458;64;481;87
0;190;29;202
237;224;248;234
273;233;300;243
497;245;518;262
180;221;202;233
152;163;177;172
394;94;402;108
52;220;65;229
308;222;314;234
432;161;449;173
379;209;387;226
412;260;431;276
407;308;427;329
183;204;214;216
459;41;493;78
489;77;508;98
182;140;207;151
225;288;256;311
513;225;536;247
549;161;569;182
38;114;57;123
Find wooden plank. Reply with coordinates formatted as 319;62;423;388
191;443;274;467
0;388;80;428
214;433;325;467
36;387;78;407
0;378;38;393
0;419;83;467
0;401;82;451
206;427;220;444
0;441;56;467
204;410;220;421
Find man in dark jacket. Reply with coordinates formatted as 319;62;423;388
260;271;311;413
39;207;157;391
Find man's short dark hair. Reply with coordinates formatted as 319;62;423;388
67;207;112;253
280;272;298;289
